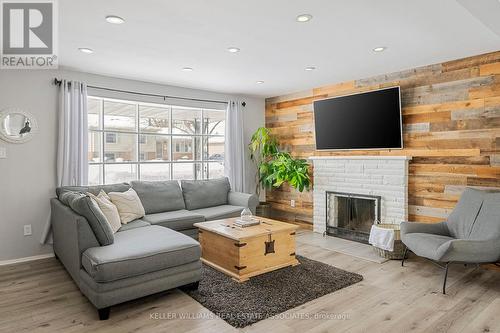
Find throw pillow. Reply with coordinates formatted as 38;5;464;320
181;177;230;210
130;180;185;214
87;190;122;233
61;191;114;246
108;188;145;224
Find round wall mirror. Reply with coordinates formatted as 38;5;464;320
0;108;38;143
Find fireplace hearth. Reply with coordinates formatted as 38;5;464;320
325;191;381;244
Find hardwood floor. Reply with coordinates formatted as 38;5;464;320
1;232;499;333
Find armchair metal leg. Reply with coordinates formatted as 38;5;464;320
442;262;450;295
401;247;409;267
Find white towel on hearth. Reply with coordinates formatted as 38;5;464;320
369;225;395;252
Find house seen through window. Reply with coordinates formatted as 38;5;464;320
87;97;225;185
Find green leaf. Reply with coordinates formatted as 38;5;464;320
249;127;310;193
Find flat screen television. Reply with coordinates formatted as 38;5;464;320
313;87;402;150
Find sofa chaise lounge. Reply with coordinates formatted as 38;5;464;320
50;177;258;319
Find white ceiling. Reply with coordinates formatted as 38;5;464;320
59;0;500;98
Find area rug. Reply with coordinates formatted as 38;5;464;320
182;255;363;328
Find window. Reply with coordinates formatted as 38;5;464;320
105;133;117;143
87;97;225;185
104;153;116;162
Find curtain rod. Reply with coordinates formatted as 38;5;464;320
53;78;245;106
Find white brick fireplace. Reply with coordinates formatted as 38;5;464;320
310;156;411;236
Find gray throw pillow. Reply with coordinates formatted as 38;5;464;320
59;191;114;246
130;180;185;214
181;177;230;210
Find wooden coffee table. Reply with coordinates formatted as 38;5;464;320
194;217;299;282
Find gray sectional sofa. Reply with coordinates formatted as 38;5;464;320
50;177;258;320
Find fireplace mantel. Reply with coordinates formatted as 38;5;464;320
309;156;412;161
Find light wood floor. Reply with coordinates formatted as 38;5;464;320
1;232;499;333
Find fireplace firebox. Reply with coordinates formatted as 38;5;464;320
325;191;381;244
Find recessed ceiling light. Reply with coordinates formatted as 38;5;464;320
296;14;313;22
227;47;240;53
105;15;125;24
256;81;264;84
78;48;94;54
182;67;194;72
373;46;386;52
305;66;316;71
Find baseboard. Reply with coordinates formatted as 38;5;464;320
0;253;54;266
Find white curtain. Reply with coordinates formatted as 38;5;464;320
41;80;88;244
224;101;246;192
57;80;88;187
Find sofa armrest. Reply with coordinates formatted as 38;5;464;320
228;191;259;214
439;238;500;263
400;221;449;237
51;198;99;282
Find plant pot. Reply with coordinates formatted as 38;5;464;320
256;202;272;218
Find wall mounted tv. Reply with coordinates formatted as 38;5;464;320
313;87;402;150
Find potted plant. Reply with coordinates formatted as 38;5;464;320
249;127;311;217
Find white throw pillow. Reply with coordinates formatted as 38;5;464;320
108;188;145;224
87;190;122;233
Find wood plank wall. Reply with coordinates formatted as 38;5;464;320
265;51;500;226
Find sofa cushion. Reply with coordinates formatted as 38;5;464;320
402;233;454;261
60;191;114;246
79;260;201;293
81;226;200;282
117;219;150;232
130;180;185;214
191;205;244;220
56;183;130;198
181;177;230;210
87;190;122;234
179;228;199;240
142;210;205;231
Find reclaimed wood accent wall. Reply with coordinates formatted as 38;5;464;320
265;51;500;225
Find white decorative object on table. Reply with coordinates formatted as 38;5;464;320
240;207;253;222
235;208;260;227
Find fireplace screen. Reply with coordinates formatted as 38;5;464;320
326;191;381;243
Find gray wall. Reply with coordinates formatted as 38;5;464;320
0;69;265;261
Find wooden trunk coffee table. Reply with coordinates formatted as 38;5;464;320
194;217;299;282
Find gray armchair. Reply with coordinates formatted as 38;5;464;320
401;188;500;294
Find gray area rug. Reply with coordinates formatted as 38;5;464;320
182;255;363;328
